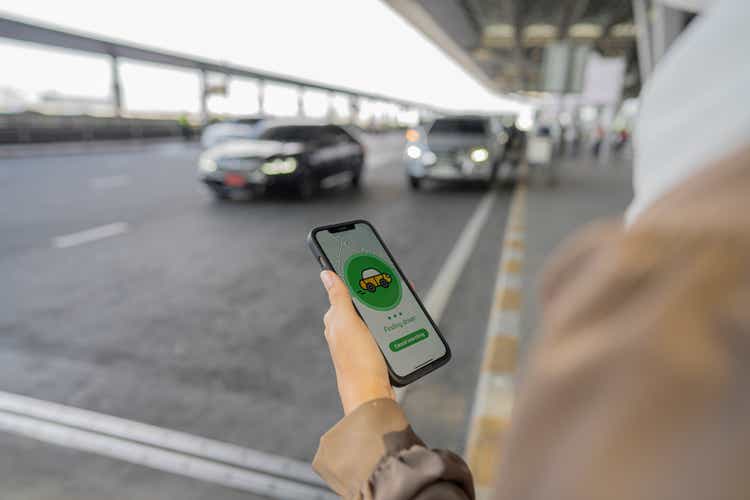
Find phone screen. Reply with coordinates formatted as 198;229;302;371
315;222;447;378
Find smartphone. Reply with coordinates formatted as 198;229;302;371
308;219;451;387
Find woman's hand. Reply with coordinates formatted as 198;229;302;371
320;270;395;415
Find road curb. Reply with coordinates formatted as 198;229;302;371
464;175;527;500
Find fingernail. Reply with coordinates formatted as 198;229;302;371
320;270;334;290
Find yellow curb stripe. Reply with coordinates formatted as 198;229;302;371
502;259;522;274
505;239;524;251
481;335;518;373
495;288;521;311
465;174;527;492
466;415;511;486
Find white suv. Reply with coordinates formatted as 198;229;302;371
404;115;507;189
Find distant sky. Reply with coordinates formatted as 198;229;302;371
0;0;529;115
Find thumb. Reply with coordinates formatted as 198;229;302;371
320;270;354;309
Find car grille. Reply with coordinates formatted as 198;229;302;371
434;150;468;166
218;158;263;171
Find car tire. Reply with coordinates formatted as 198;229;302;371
486;161;500;188
366;283;376;292
351;170;362;188
408;176;421;190
380;279;389;288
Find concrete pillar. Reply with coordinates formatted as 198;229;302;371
349;96;359;124
257;79;265;117
110;55;123;116
632;0;654;82
597;104;618;166
327;91;336;121
297;86;305;118
199;69;209;125
651;4;686;63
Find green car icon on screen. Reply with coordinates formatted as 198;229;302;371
358;268;392;293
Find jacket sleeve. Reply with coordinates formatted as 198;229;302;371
313;398;474;500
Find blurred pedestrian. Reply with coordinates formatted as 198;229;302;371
178;113;193;141
313;0;750;498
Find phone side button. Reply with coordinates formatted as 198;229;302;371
318;256;326;269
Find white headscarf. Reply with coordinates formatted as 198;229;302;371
626;0;750;224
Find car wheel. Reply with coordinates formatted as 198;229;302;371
408;176;421;190
380;279;390;288
486;161;500;188
297;173;317;200
351;170;362;188
366;283;376;292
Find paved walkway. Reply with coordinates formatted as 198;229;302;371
520;153;635;363
462;152;634;500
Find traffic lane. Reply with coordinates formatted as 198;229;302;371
0;134;399;258
0;145;200;257
402;186;511;452
0;152;495;464
0;134;409;341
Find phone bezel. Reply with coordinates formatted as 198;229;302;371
307;219;452;387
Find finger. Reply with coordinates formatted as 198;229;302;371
320;270;355;310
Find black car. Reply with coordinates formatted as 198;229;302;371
198;122;365;199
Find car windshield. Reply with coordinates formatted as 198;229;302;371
430;119;486;135
258;126;319;142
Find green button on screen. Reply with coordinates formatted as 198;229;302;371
389;328;429;352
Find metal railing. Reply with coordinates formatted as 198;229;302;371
0;14;439;122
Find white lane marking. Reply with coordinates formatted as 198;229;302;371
53;222;129;249
0;389;324;487
89;175;131;190
422;190;496;322
396;189;497;402
0;411;335;500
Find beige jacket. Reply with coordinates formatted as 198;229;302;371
313;146;750;500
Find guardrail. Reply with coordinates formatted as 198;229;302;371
0;113;183;144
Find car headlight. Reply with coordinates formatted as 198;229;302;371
261;157;297;175
469;147;489;163
406;145;422;159
199;156;217;172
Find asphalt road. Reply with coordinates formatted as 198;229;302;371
0;136;512;499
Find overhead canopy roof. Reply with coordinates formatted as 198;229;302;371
384;0;638;96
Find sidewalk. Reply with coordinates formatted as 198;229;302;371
520;153;634;361
465;152;635;500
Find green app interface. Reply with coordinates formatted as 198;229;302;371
316;223;446;377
